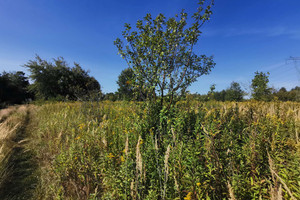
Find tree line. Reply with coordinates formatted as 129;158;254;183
0;56;101;108
106;68;300;102
1;58;299;108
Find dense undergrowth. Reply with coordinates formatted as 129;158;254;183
1;101;299;199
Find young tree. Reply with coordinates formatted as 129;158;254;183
114;0;215;106
251;71;272;101
207;83;216;100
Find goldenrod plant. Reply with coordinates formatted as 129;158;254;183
5;100;296;199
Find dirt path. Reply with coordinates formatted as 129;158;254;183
0;105;38;199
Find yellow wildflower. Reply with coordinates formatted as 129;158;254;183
121;155;125;162
196;182;201;187
75;136;81;140
107;153;115;159
184;192;192;200
279;119;284;125
78;123;85;130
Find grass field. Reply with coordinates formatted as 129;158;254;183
0;101;299;199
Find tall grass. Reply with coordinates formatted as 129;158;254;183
22;100;299;199
0;105;38;199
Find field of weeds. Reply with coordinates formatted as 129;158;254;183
1;101;299;199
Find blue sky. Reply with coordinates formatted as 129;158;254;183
0;0;299;94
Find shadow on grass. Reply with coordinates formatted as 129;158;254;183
0;110;38;200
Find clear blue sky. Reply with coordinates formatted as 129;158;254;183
0;0;299;94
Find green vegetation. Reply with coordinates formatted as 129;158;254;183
205;82;245;102
0;71;32;108
117;68;136;100
1;101;297;199
114;0;215;105
273;87;300;102
24;56;101;101
0;1;299;199
251;71;272;101
1;63;299;107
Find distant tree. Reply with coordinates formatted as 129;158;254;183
225;82;244;101
117;68;135;100
207;82;244;102
274;86;300;102
274;87;289;101
251;71;272;101
0;71;31;106
114;0;215;106
24;56;101;100
290;86;300;101
213;90;226;101
207;84;216;100
103;92;118;101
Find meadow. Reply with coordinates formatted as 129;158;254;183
0;100;299;199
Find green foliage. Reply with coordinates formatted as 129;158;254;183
24;55;101;100
117;68;136;100
0;71;32;107
206;82;244;102
27;101;300;199
273;86;300;102
251;71;272;101
225;82;244;101
103;92;118;101
114;0;215;105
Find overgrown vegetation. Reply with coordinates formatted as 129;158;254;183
0;1;299;199
16;100;299;199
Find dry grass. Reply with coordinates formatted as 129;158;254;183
0;105;38;199
0;106;19;161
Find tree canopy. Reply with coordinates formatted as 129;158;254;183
0;71;31;106
24;56;101;100
273;86;300;102
225;82;244;101
114;0;215;106
206;82;244;102
117;68;136;100
251;71;272;101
